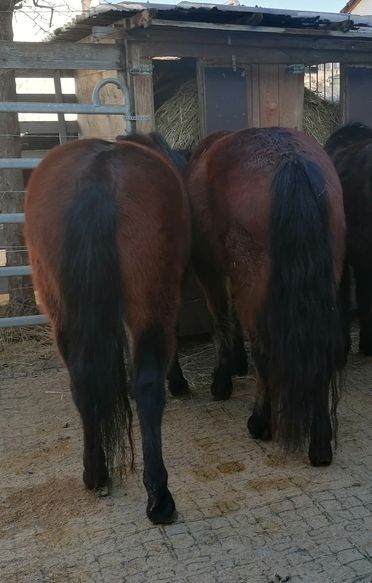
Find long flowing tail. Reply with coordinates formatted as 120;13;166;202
264;155;343;449
59;154;132;476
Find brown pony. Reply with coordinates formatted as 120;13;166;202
25;133;190;524
187;128;345;465
325;122;372;356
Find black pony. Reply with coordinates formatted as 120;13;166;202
325;122;372;356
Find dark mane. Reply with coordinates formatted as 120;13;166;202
116;132;188;175
325;122;372;157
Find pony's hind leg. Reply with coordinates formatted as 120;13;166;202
308;393;332;466
56;330;109;493
231;309;248;376
167;325;190;397
354;267;372;356
247;337;272;441
134;326;176;524
193;259;236;400
167;351;190;397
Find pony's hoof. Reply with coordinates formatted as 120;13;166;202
168;376;191;398
83;468;110;492
247;413;272;441
211;376;233;401
308;442;333;466
147;488;177;524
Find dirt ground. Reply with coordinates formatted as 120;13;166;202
1;329;372;583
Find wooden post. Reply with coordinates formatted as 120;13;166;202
127;44;155;134
54;71;68;144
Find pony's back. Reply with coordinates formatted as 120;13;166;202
325;122;372;158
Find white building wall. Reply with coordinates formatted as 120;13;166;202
347;0;372;15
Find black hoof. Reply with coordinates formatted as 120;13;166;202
308;442;333;466
95;478;112;498
147;488;177;524
83;467;110;492
168;375;191;398
211;376;233;401
247;413;272;441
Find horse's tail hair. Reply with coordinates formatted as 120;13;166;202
59;150;133;479
264;154;343;450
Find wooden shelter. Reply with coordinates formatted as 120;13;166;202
3;1;372;333
49;1;372;141
49;1;372;335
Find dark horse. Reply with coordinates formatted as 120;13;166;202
325;122;372;356
186;127;345;465
25;133;190;523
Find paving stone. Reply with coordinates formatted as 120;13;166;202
2;338;372;582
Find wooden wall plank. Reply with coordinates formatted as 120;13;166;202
278;65;304;129
247;64;260;127
258;64;279;127
0;41;121;71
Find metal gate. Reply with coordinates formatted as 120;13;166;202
0;77;148;328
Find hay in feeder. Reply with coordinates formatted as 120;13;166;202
155;80;200;150
155;80;341;149
303;87;341;145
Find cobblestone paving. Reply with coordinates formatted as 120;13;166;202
1;338;372;582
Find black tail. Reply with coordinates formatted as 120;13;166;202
264;155;343;449
59;153;132;477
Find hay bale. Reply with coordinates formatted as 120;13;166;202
155;80;199;150
155;80;341;148
303;87;340;145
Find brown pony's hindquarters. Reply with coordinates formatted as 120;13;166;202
325;123;372;359
26;137;190;523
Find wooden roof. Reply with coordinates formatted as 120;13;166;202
51;1;372;42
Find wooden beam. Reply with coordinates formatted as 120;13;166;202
19;120;78;135
15;70;75;78
0;41;121;71
124;25;372;55
136;40;372;64
17;93;76;103
150;19;372;39
127;44;155;134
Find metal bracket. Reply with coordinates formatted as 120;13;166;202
287;64;305;75
129;64;154;76
126;115;152;121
